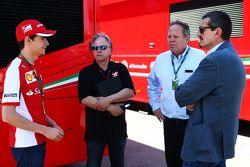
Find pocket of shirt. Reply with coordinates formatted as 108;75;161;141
185;69;193;73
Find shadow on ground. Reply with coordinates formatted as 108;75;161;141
61;139;165;167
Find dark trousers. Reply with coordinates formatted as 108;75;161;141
11;142;46;167
86;139;126;167
164;117;187;167
182;160;226;167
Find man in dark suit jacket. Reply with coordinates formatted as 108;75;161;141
175;11;246;167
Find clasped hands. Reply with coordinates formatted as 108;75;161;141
186;103;195;112
95;97;124;116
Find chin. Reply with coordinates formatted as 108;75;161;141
198;42;204;48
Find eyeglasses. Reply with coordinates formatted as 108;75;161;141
199;26;217;34
92;45;111;51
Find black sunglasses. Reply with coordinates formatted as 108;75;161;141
92;45;110;51
199;26;217;34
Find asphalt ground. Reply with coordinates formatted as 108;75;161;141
64;110;250;167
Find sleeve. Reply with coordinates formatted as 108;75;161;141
1;66;20;105
78;69;92;103
119;64;135;92
147;63;161;111
175;58;217;107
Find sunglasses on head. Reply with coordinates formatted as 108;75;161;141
199;26;217;34
92;45;110;51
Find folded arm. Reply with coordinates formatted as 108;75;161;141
175;58;217;107
81;95;127;116
97;88;135;111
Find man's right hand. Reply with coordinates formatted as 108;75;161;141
186;103;195;112
96;96;111;111
107;104;124;116
153;108;165;122
43;127;64;142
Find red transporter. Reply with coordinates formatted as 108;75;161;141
0;0;250;166
98;0;250;120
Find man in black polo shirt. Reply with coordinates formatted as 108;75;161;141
78;32;135;167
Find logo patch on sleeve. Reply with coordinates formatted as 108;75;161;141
4;93;18;98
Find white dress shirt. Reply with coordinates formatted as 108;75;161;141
148;46;206;119
207;42;224;55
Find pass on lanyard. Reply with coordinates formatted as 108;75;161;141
171;47;190;90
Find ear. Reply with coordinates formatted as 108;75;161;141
215;27;222;38
23;36;31;46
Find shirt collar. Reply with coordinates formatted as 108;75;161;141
207;42;224;55
171;46;189;60
93;60;112;72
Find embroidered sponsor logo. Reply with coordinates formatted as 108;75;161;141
4;93;18;97
25;70;37;84
37;23;43;28
35;88;41;95
112;71;118;77
26;90;34;96
26;73;32;81
22;24;32;33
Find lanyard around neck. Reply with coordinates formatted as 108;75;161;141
98;68;110;80
171;47;190;79
20;54;46;114
96;61;110;80
20;54;43;88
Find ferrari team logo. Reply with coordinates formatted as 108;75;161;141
22;24;32;33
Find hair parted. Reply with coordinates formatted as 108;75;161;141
169;20;190;39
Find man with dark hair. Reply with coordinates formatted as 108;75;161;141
175;11;246;167
147;20;206;167
201;10;232;41
1;20;64;167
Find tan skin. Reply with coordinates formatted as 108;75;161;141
2;35;64;142
154;24;190;122
81;36;135;116
197;18;224;50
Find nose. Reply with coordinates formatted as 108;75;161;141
168;36;175;42
196;31;201;39
96;48;103;52
44;38;49;46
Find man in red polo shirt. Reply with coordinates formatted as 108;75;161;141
1;19;64;167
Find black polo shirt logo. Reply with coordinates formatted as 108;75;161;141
112;71;118;77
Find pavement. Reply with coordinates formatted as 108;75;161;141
64;110;250;167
